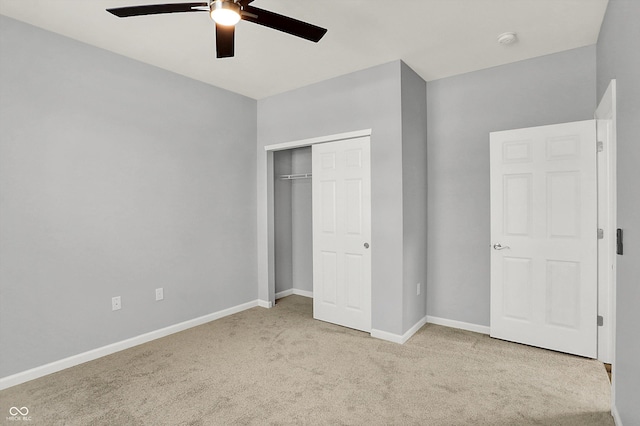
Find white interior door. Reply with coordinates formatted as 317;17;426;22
312;136;371;332
490;120;597;358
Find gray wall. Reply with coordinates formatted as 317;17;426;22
426;46;596;326
596;0;640;423
258;61;406;334
400;63;428;331
0;17;258;378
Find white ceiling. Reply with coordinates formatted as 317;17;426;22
0;0;609;99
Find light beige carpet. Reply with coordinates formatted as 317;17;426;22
0;295;613;425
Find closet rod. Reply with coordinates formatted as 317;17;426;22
279;173;312;180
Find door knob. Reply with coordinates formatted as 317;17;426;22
493;243;510;250
364;243;370;249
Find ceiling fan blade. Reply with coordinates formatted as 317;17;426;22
216;24;235;58
241;6;327;42
107;3;208;18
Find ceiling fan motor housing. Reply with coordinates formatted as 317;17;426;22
210;0;242;15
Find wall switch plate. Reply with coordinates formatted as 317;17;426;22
417;283;421;296
112;296;121;311
155;288;164;301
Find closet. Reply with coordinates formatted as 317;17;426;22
271;136;372;333
273;147;313;300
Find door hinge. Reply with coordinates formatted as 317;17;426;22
597;315;604;327
597;229;604;239
597;141;604;152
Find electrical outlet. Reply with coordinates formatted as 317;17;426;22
155;288;164;301
112;296;121;311
417;283;421;296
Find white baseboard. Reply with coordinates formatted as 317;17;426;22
257;299;273;308
275;289;293;299
292;289;313;298
0;299;260;390
371;315;429;345
426;315;490;335
276;288;313;300
611;404;622;426
370;329;403;344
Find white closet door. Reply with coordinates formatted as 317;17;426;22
490;120;597;358
312;136;371;332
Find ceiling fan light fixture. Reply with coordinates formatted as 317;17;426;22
210;0;241;26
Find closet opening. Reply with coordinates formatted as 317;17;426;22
261;129;372;324
273;147;314;305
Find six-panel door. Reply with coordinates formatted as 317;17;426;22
490;120;597;358
312;136;371;332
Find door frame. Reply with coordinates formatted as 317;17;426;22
595;80;617;369
260;129;372;308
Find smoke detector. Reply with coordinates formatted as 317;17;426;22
497;32;518;45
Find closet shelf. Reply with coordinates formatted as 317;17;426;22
279;173;312;180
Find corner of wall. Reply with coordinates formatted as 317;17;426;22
400;63;428;333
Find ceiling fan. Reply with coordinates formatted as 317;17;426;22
106;0;327;58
